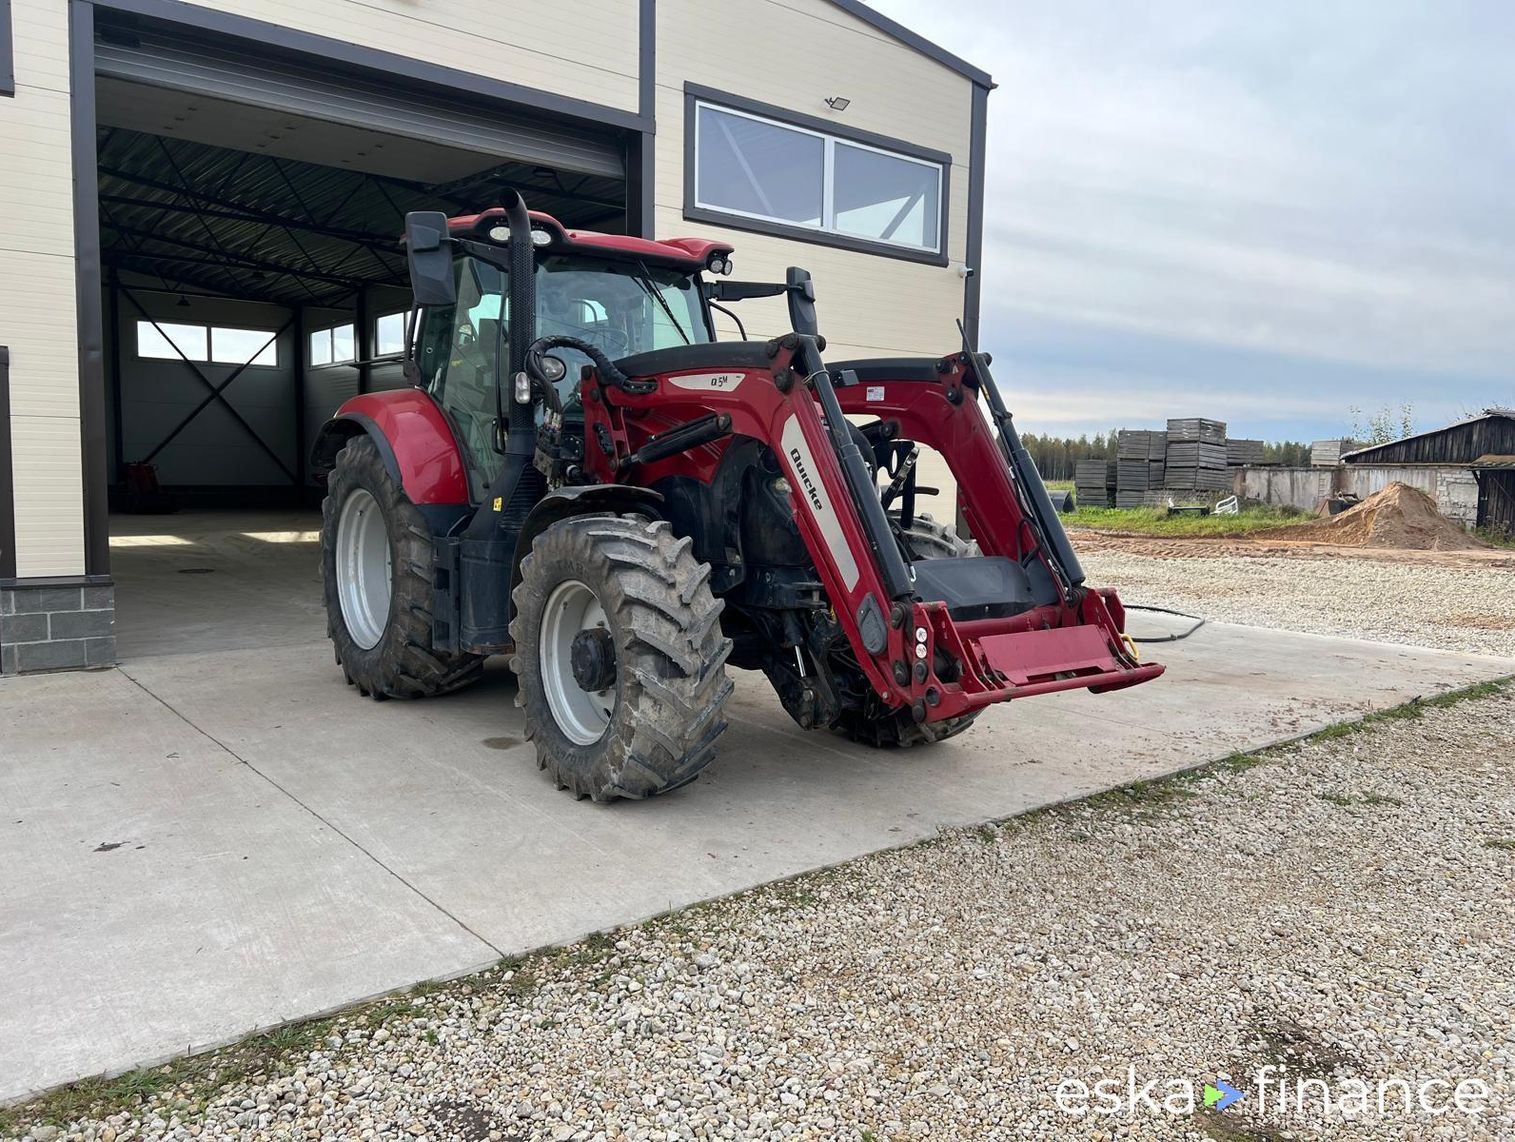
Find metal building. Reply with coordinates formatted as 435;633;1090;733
0;0;991;673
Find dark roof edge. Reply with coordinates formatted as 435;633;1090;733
825;0;994;88
1340;408;1515;461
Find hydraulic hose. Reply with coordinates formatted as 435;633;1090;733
525;334;633;390
1124;603;1207;643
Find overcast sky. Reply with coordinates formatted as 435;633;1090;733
867;0;1515;442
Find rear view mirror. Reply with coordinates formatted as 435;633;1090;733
786;267;818;338
404;211;456;307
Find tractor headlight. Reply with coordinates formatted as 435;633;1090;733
489;225;510;243
531;228;552;247
537;354;567;383
513;370;533;404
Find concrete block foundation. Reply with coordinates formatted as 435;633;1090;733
0;581;117;675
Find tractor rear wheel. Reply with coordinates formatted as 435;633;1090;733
892;510;980;559
321;436;483;699
510;515;733;800
836;513;981;748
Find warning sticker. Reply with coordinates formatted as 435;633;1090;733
866;385;886;402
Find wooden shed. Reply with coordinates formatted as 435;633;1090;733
1341;410;1515;535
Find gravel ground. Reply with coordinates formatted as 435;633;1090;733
7;684;1513;1142
1082;551;1515;658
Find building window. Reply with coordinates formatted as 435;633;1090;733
136;321;277;367
374;311;407;357
309;323;356;367
690;97;945;258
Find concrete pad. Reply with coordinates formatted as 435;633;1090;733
0;668;495;1100
3;617;1510;1099
109;510;324;659
121;618;1513;962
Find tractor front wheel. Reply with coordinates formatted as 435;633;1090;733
510;515;733;800
321;436;483;699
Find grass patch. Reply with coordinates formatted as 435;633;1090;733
1304;680;1508;745
1196;1110;1270;1142
1009;677;1509;835
1474;526;1515;550
1485;838;1515;852
0;1014;342;1135
1063;503;1307;537
1317;791;1404;809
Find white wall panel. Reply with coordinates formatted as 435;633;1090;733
177;0;640;113
9;0;71;93
657;207;966;360
1;253;82;420
3;3;84;576
0;89;75;261
11;416;86;578
654;0;977;360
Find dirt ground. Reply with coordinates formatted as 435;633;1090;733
1068;528;1515;571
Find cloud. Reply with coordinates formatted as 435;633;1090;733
864;0;1515;436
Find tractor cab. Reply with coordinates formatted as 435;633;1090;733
402;207;734;502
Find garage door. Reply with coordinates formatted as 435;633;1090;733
94;27;625;179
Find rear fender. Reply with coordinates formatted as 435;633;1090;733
309;390;470;506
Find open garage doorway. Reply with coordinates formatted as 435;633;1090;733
90;13;632;660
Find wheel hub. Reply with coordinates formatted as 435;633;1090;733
335;487;392;650
540;579;616;745
570;627;618;693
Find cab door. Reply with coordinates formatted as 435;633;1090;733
414;257;508;502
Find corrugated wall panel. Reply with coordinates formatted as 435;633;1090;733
176;0;640;114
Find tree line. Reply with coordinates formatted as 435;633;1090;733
1021;432;1312;481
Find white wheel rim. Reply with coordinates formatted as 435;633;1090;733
541;579;615;745
336;488;393;650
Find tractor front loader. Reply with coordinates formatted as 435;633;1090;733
312;192;1162;801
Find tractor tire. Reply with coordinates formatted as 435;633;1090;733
321;436;484;699
837;513;980;748
509;515;734;801
892;510;981;559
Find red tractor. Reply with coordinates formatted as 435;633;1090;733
312;193;1161;801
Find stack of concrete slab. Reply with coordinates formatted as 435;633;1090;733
1115;430;1169;506
1227;438;1266;466
1312;439;1354;467
1075;458;1114;508
1166;418;1231;491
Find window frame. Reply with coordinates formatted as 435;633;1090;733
308;322;357;369
135;319;280;368
683;84;951;267
373;309;409;359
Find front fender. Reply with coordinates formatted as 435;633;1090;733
510;485;665;596
310;390;470;506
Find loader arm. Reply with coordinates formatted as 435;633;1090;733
581;335;1162;727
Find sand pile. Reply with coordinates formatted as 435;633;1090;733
1265;482;1486;550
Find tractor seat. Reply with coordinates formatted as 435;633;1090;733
911;556;1040;621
